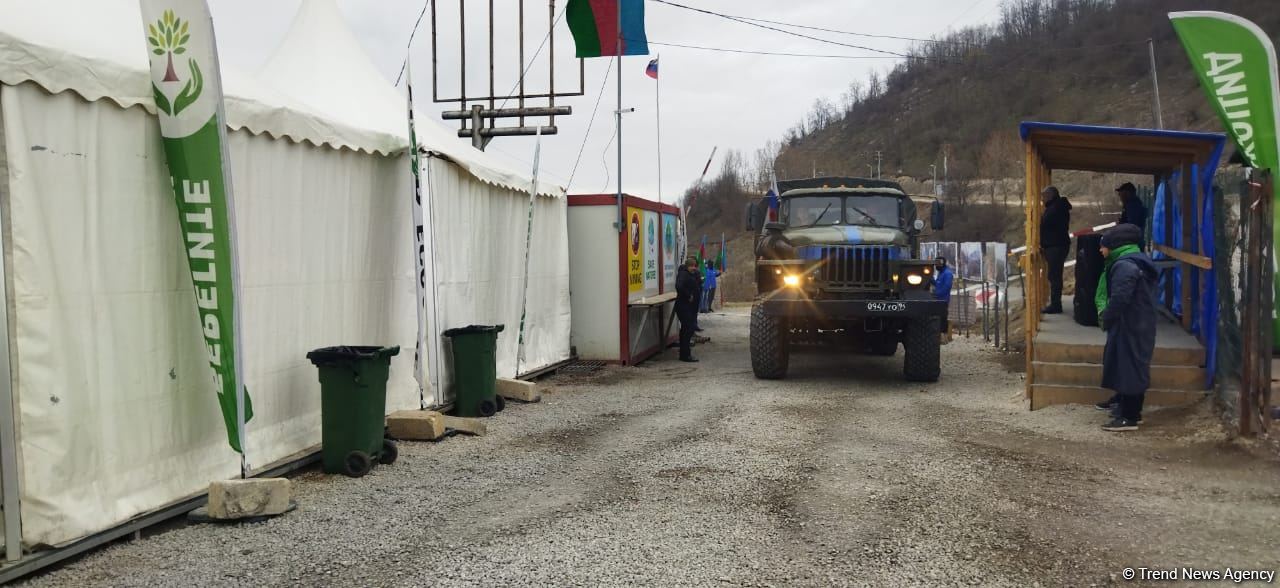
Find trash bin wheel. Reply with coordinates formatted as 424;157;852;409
478;398;498;418
343;450;373;478
380;439;399;465
495;395;506;413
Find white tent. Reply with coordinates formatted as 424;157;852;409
0;0;571;556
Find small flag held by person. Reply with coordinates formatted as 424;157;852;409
645;56;659;79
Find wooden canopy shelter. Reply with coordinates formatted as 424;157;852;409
1021;122;1227;409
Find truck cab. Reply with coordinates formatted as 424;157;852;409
746;177;946;381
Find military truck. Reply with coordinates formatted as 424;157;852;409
745;177;946;381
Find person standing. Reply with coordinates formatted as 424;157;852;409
1116;182;1148;244
933;257;955;338
675;257;702;363
1039;186;1073;314
701;260;721;313
1095;224;1157;431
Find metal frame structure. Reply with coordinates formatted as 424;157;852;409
1239;172;1274;436
431;0;585;149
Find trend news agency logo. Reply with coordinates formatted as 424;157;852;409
148;9;204;116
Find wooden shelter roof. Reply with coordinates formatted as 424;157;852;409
1019;122;1226;175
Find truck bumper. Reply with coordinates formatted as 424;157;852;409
759;297;948;319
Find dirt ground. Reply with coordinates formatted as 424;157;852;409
20;308;1280;587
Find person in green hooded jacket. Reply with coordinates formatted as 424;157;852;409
1093;224;1157;431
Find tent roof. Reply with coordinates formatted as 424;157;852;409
260;0;560;195
1019;122;1226;175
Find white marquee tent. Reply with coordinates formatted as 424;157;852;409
0;0;570;558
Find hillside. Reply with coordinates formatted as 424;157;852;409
684;0;1279;302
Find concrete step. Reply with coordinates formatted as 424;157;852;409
1029;384;1206;411
1032;361;1207;392
1034;340;1204;366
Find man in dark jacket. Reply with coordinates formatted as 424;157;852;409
1039;186;1073;314
675;257;702;363
1096;224;1157;432
1116;182;1148;244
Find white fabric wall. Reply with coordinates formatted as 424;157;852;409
422;156;571;405
1;83;420;547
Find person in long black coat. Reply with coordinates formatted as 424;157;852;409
1039;186;1073;314
1097;224;1157;431
674;257;702;363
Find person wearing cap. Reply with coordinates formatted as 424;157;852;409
1094;223;1157;431
674;257;702;362
1116;182;1148;244
1039;186;1072;314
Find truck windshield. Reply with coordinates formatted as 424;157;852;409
783;196;842;227
844;196;902;228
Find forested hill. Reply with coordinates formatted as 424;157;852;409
684;0;1279;246
772;0;1279;186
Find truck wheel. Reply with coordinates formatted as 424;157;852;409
750;303;789;379
903;316;941;382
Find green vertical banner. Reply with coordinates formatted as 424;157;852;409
139;0;253;457
1170;11;1280;344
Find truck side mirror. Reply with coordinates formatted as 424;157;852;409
763;221;787;233
930;200;945;230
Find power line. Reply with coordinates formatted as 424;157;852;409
395;0;432;87
699;14;962;45
567;58;615;192
648;0;936;61
644;40;911;59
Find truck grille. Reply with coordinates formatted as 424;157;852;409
808;246;896;290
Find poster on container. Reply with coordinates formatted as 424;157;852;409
937;242;958;272
627;207;644;299
960;242;984;281
920;242;937;262
985;242;1008;284
662;213;678;292
644;211;660;294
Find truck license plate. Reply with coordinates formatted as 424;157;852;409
866;302;906;312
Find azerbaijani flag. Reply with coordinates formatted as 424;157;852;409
567;0;649;58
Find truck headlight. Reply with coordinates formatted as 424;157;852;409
906;273;924;286
782;274;801;287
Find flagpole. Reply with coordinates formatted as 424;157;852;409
615;2;623;233
656;54;663;206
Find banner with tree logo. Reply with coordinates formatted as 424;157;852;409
1170;11;1280;343
139;0;252;456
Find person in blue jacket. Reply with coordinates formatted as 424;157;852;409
932;257;954;333
701;260;722;313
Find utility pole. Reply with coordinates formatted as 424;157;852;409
614;3;624;231
874;151;882;179
866;164;873;177
931;164;937;191
1147;38;1164;129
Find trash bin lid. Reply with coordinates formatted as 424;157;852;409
306;345;401;366
442;324;505;338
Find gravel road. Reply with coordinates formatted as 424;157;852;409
21;308;1280;587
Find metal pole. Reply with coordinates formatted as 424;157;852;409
656;55;662;206
471;105;484;150
459;0;466;132
1148;38;1164;129
615;2;623;232
518;0;525;127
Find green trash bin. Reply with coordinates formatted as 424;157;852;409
443;325;505;418
306;345;401;477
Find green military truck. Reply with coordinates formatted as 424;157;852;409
746;177;946;381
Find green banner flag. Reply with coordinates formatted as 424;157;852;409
140;0;252;455
1170;11;1280;343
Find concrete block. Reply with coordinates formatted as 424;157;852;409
496;378;541;403
207;478;291;520
387;410;446;441
442;415;487;436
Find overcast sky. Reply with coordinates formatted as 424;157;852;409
208;0;1005;200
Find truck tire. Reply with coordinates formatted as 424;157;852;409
903;316;941;382
750;303;789;379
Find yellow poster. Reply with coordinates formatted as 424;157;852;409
627;207;644;296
